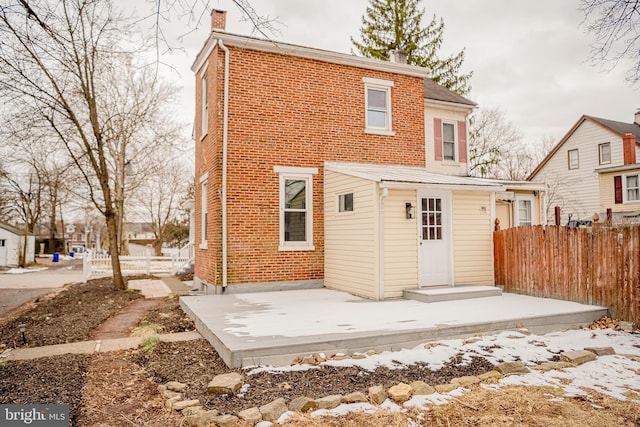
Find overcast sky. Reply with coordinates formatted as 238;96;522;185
149;0;639;148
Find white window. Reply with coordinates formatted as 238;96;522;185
200;67;208;138
338;193;354;213
363;77;394;135
599;143;611;165
625;174;640;202
515;195;535;226
568;149;579;169
199;173;208;249
442;122;456;161
274;166;318;251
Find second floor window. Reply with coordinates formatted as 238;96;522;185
363;77;394;135
442;122;456;161
599;143;611;165
568;149;579;170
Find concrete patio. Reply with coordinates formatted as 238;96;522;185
180;288;608;368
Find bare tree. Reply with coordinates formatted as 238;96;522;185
468;107;523;177
0;1;182;290
580;0;640;85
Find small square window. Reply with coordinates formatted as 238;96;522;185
599;143;611;165
338;193;354;213
568;149;579;169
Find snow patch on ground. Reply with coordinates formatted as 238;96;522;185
5;267;48;274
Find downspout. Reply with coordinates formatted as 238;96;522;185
218;39;230;292
378;187;388;300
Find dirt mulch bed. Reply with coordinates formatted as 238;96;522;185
0;277;145;348
135;295;195;334
133;339;496;415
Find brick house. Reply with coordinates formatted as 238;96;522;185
192;10;544;298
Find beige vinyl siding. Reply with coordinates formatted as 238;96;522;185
324;170;379;299
452;191;494;285
383;189;418;298
424;103;469;176
599;169;640;212
531;121;622;223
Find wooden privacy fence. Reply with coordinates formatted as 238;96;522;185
494;225;640;326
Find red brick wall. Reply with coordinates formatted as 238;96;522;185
195;45;425;285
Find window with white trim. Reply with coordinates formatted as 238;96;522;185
363;77;394;135
199;174;208;249
568;149;579;169
200;67;208;138
625;173;640;202
599;142;611;165
275;166;318;251
515;194;535;226
442;122;456;161
338;193;354;213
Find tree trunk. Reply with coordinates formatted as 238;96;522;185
105;213;126;291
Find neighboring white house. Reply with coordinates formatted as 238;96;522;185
528;113;640;224
0;222;35;267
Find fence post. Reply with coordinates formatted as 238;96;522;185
554;206;561;226
146;249;151;275
83;250;91;283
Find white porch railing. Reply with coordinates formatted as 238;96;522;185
83;247;192;282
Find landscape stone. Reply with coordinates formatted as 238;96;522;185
622;354;640;362
435;383;458;393
342;391;367;403
165;396;182;409
560;350;597;365
351;353;366;360
494;361;530;375
166;381;188;393
619;321;634;332
213;414;239;426
301;355;316;365
387;383;413;403
238;407;262;423
365;350;378;356
424;341;447;349
368;385;387;405
450;376;480;387
410;381;435;395
533;361;575;372
259;397;288;422
316;394;343;409
162;389;181;400
207;373;244;394
185;410;219;427
331;353;348;360
463;337;482;345
173;399;201;411
584;346;616;356
288;396;318;413
181;406;205;417
478;371;503;381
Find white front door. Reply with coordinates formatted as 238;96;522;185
418;190;452;286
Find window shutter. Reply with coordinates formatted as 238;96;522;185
614;175;622;204
434;118;443;161
457;121;467;163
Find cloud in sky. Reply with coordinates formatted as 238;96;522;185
144;0;638;148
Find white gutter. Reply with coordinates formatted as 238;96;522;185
218;39;230;291
378;187;388;300
379;181;505;192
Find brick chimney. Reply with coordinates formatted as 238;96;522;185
623;133;637;165
211;9;226;31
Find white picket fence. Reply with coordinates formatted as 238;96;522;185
83;244;193;282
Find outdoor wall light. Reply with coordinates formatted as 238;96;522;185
18;324;26;345
405;202;415;219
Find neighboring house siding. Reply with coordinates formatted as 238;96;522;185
452;191;494;285
195;45;426;286
599;169;640;213
324;171;378;299
383;189;418;299
531;121;618;223
424;104;469;176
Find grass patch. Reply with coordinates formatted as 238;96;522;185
139;336;161;352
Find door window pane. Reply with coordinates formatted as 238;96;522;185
421;197;444;240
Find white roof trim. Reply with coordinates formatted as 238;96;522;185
192;32;431;78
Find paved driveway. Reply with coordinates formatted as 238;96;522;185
0;260;84;317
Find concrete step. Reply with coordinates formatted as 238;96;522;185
403;285;502;303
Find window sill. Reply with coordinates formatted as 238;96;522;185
199;242;208;250
364;128;395;137
278;244;315;252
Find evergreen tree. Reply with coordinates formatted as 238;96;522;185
352;0;472;95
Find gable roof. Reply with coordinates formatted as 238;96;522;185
528;115;640;180
423;78;476;107
0;222;28;236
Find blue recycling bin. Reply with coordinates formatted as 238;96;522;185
52;253;59;262
69;252;75;258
